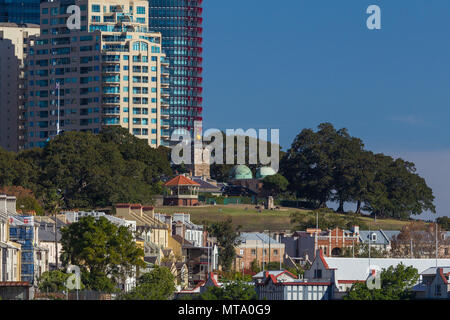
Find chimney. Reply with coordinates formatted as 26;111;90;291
143;206;155;218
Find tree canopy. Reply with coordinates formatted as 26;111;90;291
262;174;289;196
390;221;447;258
281;123;435;219
207;218;241;272
0;127;172;210
198;280;257;300
344;264;419;300
60;216;145;293
37;270;70;293
119;266;175;300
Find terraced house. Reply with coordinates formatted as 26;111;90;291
0;195;21;282
25;0;171;148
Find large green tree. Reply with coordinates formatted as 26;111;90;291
262;174;289;196
207;218;241;272
0;127;173;210
281;123;435;218
437;216;450;231
37;270;70;293
281;123;338;208
198;280;257;300
344;264;419;300
61;216;145;292
119;266;175;300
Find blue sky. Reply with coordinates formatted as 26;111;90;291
202;0;450;220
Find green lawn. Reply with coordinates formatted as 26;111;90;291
155;204;412;232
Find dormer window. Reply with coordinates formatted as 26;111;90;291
371;233;377;242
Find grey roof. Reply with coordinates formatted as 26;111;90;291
38;222;63;242
380;230;401;241
324;257;450;282
420;267;450;276
359;230;391;245
239;232;280;244
191;178;222;192
144;256;158;264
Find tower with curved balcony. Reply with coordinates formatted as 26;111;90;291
25;0;171;148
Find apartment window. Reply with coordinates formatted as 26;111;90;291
239;249;244;255
251;249;256;255
92;5;101;12
273;250;278;255
137;6;146;14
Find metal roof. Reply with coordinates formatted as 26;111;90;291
324;257;450;282
239;232;280;244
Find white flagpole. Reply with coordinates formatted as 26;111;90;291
436;223;438;268
56;82;60;135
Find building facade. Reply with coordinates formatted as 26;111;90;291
25;0;170;149
148;0;203;140
0;0;41;25
163;175;200;206
172;213;204;247
235;233;285;271
0;195;22;282
0;23;40;151
415;267;450;299
255;270;332;301
8;214;48;286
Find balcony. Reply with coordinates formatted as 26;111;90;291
161;78;170;87
102;66;121;74
161;68;170;76
161;111;170;119
161;120;170;128
160;57;169;65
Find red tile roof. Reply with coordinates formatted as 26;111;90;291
164;175;200;187
439;268;449;284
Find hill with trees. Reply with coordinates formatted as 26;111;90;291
0;126;172;210
280;123;435;219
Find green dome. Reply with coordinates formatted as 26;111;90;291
229;165;253;180
256;166;276;179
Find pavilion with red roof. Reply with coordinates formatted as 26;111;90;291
163;175;200;206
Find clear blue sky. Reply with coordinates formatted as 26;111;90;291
202;0;450;220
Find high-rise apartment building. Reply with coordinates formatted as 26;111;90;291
0;0;41;25
25;0;171;148
0;23;40;151
148;0;203;140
